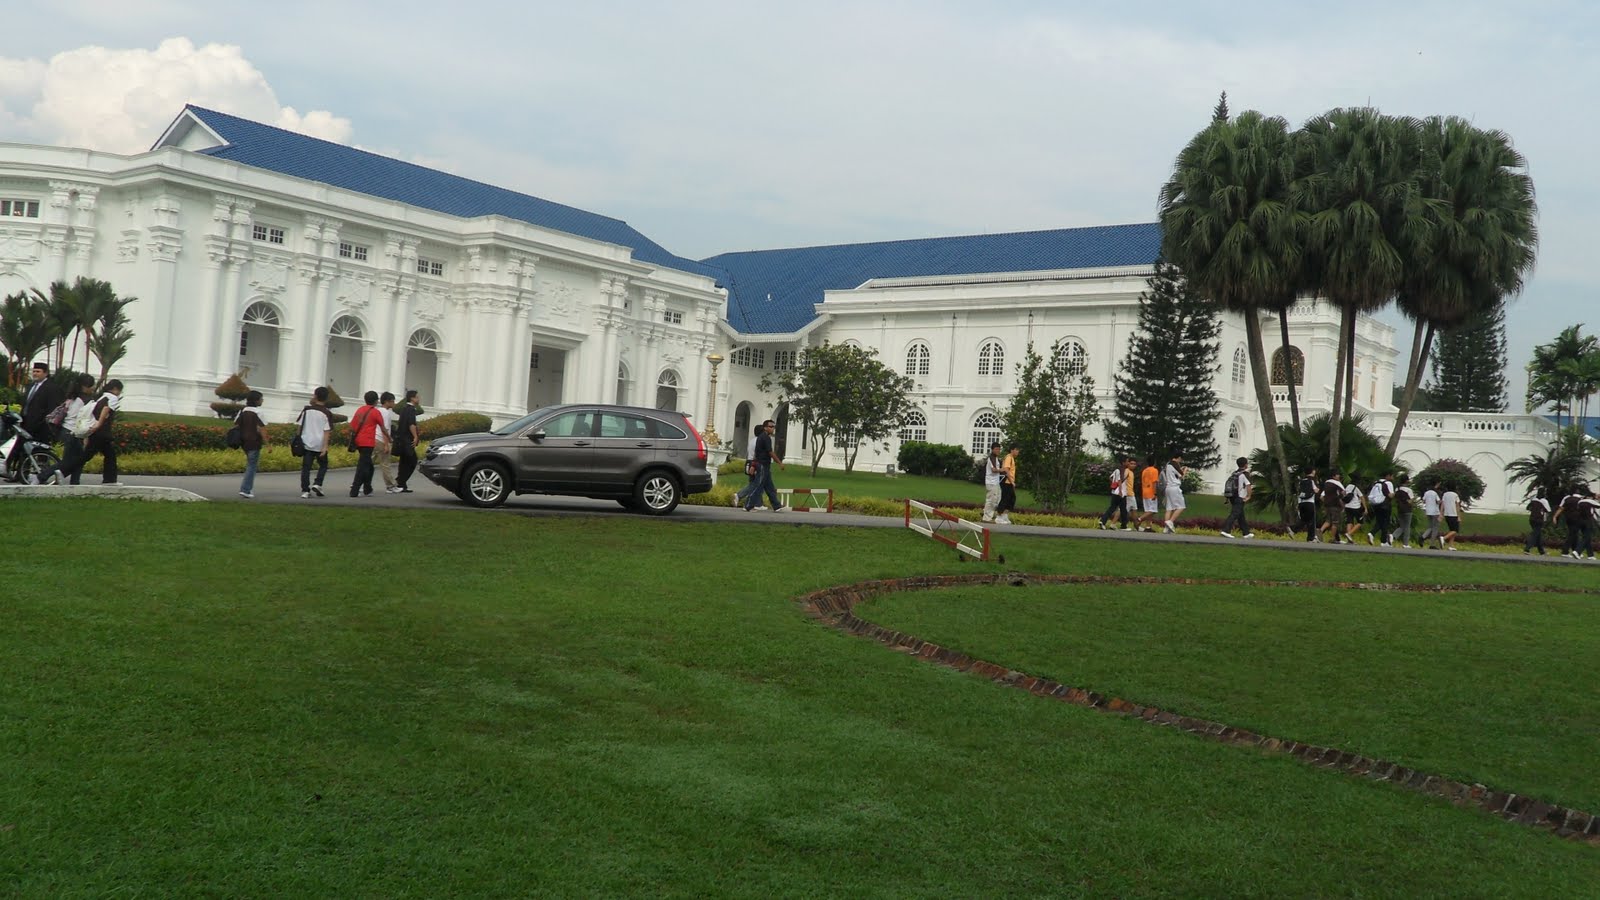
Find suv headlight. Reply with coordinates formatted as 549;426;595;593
431;442;469;456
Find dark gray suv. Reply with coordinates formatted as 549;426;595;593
419;404;714;514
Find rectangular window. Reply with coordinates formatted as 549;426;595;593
732;347;766;369
417;258;444;277
772;350;796;372
252;223;285;244
662;310;683;325
530;351;540;370
338;242;369;262
1;199;41;218
239;330;249;357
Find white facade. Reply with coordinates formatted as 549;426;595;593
0;120;1553;511
0;142;724;426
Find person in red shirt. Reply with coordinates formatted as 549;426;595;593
348;390;385;498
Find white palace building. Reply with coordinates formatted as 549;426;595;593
0;106;1556;510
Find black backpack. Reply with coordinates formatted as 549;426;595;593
1223;472;1240;500
1528;499;1547;526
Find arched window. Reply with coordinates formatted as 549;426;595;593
1228;420;1242;458
325;316;365;394
408;328;440;351
905;342;931;377
1053;339;1088;379
405;329;441;403
329;316;364;340
971;411;1002;456
1231;345;1248;400
655;369;680;411
899;409;927;443
239;302;283;389
978;340;1004;377
1270;346;1305;386
617;363;631;406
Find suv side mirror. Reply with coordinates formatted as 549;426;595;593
529;430;546;442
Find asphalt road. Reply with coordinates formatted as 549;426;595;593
89;468;1595;569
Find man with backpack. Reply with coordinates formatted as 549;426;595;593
1556;485;1597;560
1098;454;1131;531
1219;457;1254;539
1389;474;1416;548
1296;467;1320;542
1320;470;1347;544
297;387;335;499
1341;473;1368;545
1366;472;1395;547
1523;488;1551;556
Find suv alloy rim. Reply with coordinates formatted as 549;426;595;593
641;474;675;510
469;466;504;503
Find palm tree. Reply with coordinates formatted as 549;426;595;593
1505;425;1595;502
1525;325;1596;426
86;308;136;385
1160;108;1304;520
1386;117;1538;456
67;278;128;373
1295;108;1425;468
0;290;57;388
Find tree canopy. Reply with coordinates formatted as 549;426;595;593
759;342;915;475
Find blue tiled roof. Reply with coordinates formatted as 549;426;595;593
703;223;1162;335
175;105;725;281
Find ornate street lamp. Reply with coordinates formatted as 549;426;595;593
704;353;725;446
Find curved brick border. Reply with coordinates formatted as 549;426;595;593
798;573;1600;846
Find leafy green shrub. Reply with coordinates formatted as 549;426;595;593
0;385;22;407
1248;414;1406;513
1414;458;1486;505
897;441;975;479
418;412;492;440
718;457;747;476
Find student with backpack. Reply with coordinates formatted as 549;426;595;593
1219;457;1254;539
1523;488;1551;556
1389;474;1416;548
1366;472;1395;547
58;380;123;484
234;390;269;499
1320;470;1347;544
1098;454;1131;531
1296;467;1320;542
1580;490;1600;560
1341;473;1368;545
296;387;336;499
30;373;96;486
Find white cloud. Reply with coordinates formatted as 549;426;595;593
0;37;351;153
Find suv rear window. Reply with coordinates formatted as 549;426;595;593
649;417;688;440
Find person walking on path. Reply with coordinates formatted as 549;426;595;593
235;390;269;498
1340;473;1368;545
1389;474;1416;548
981;442;1004;523
1439;485;1464;550
1319;470;1346;544
1098;454;1131;531
1579;490;1600;560
1296;467;1320;542
60;380;123;484
10;362;64;475
392;389;421;493
348;391;385;498
31;373;96;486
1161;452;1187;534
994;445;1020;525
742;419;788;512
1219;456;1254;538
297;387;335;498
1366;472;1395;546
1136;455;1159;532
1419;482;1444;548
1118;455;1136;530
1523;488;1551;555
375;391;400;493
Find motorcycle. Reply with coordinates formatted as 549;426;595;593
0;406;61;484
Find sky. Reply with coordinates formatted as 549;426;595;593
2;0;1593;405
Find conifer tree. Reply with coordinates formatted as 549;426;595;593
1428;302;1508;412
1103;262;1223;470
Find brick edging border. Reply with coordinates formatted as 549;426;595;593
797;573;1600;846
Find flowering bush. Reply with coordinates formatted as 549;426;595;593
107;411;492;454
1413;458;1486;505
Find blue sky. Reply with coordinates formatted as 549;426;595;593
3;0;1593;404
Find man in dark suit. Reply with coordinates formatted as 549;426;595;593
10;362;64;465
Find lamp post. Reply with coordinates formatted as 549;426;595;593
704;353;725;446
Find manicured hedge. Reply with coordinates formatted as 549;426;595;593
104;411;493;454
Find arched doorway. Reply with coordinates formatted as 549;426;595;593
238;301;282;388
732;401;753;458
774;402;790;460
405;328;440;404
325;315;364;395
655;369;680;411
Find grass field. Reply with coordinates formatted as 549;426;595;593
3;502;1595;895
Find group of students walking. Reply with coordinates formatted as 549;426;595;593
1292;469;1461;549
1529;485;1600;559
15;364;126;486
1091;451;1195;534
238;386;424;500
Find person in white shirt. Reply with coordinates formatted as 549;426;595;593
1389;473;1416;548
1419;483;1443;547
1219;456;1254;538
1320;471;1347;544
1523;488;1552;556
297;386;335;498
981;442;1004;523
1366;472;1395;547
376;391;400;493
1161;452;1187;534
1440;486;1464;550
1098;453;1131;530
1341;473;1367;545
1579;492;1600;560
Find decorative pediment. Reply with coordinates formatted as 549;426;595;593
0;230;40;264
335;274;373;309
250;260;291;295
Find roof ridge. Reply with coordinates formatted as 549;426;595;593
702;221;1158;261
184;104;638;231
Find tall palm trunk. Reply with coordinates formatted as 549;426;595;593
1344;309;1359;417
1328;304;1352;469
1385;320;1436;457
1244;309;1292;523
1279;311;1300;430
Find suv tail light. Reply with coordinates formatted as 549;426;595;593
684;415;707;464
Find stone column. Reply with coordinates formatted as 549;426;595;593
140;194;184;376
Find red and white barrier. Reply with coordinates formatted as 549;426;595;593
904;498;991;561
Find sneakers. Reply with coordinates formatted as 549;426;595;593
1098;522;1107;530
1219;531;1234;538
996;515;1011;525
1163;521;1175;534
774;506;791;513
301;491;311;499
1242;532;1254;539
981;514;994;523
730;493;740;508
239;491;254;499
386;486;404;494
399;487;414;493
1366;532;1376;545
25;472;40;485
1447;546;1458;552
310;485;324;497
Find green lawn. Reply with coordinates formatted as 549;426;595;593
2;503;1595;896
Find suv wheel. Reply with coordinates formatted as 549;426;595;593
461;461;512;508
633;471;680;515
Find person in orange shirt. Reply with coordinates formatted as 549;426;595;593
994;444;1020;525
1136;454;1160;532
